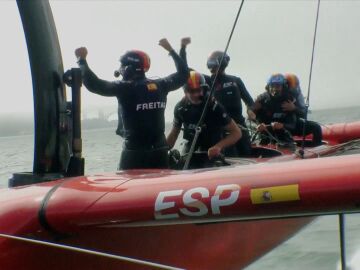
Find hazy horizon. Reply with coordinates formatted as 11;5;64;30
1;1;360;123
1;104;358;138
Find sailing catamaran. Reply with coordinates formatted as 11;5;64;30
1;1;360;269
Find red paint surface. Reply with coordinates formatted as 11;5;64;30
1;122;360;269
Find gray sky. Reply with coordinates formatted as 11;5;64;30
1;0;360;122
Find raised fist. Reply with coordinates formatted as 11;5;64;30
75;47;88;60
181;37;191;47
158;38;173;52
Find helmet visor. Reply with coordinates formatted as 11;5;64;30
207;58;220;69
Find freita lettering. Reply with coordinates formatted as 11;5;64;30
136;102;166;111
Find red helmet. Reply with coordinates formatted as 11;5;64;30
184;71;208;91
120;50;150;72
284;73;300;90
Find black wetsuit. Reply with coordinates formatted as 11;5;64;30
254;91;297;144
293;118;323;146
78;50;188;169
173;98;231;168
206;74;254;157
288;88;323;146
116;104;124;137
179;46;254;157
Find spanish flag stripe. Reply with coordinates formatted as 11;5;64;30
250;184;300;204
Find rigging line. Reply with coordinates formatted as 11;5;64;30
262;128;282;145
0;233;184;270
300;0;321;158
306;0;321;106
339;214;347;270
183;0;246;170
247;119;283;145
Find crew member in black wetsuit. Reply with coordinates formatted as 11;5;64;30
75;38;188;170
206;51;256;156
167;70;241;169
253;73;297;145
284;73;322;146
179;38;254;157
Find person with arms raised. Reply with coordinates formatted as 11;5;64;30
75;38;189;169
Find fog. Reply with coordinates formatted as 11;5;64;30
1;0;359;122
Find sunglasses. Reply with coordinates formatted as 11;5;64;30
207;59;220;69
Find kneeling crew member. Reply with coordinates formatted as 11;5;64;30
179;38;254;157
253;74;297;145
167;71;241;168
284;73;323;146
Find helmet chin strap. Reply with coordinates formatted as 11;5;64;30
115;65;143;81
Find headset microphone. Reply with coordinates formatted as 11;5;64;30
114;68;121;78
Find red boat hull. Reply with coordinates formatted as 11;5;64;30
1;218;313;270
2;122;360;269
2;154;360;269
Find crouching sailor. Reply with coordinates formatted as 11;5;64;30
253;73;298;146
166;71;241;169
284;73;323;146
75;38;189;169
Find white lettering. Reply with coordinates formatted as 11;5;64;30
211;184;240;215
180;187;209;217
154;184;241;219
127;56;140;62
223;82;236;88
154;190;183;220
135;102;167;111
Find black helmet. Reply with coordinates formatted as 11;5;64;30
207;51;230;70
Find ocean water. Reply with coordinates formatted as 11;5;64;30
1;106;360;269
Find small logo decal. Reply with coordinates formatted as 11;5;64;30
147;83;158;91
262;191;272;202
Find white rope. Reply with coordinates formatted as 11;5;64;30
0;233;184;270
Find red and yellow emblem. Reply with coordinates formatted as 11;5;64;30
147;83;158;91
187;71;202;89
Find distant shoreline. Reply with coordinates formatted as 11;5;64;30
0;106;357;137
0;118;174;138
0;118;117;137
